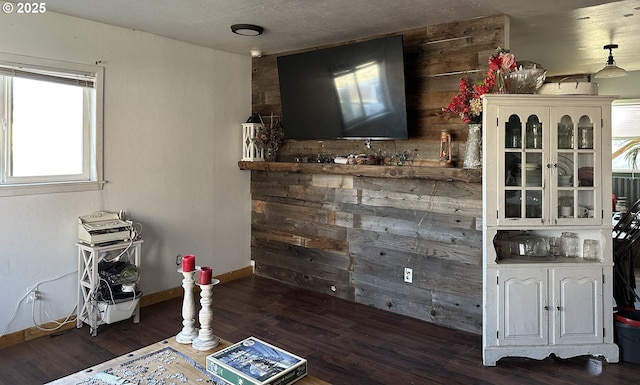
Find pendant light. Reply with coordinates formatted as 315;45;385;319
594;44;628;79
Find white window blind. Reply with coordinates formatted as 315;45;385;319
0;63;95;88
0;52;103;196
612;100;640;139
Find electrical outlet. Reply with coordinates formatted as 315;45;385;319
475;217;483;231
404;267;413;283
27;289;40;303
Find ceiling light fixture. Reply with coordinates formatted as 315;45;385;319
594;44;628;78
230;24;264;36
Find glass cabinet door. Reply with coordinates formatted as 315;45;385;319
552;109;601;225
498;105;601;225
501;108;547;224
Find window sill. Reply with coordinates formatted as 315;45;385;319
0;180;105;197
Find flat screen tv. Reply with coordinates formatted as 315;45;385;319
277;35;408;140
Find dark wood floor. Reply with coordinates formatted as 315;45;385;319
1;275;639;385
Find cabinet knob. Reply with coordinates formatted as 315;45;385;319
544;305;550;311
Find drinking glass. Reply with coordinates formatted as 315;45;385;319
583;239;599;261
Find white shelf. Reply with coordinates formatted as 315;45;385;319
76;239;143;336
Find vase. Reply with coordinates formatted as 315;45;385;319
264;147;277;162
494;69;508;94
463;123;482;169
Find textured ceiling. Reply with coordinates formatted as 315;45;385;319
511;0;640;75
12;0;640;76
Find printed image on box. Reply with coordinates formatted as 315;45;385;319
207;337;307;385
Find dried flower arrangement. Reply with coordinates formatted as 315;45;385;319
254;113;286;161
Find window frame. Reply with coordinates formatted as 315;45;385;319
0;52;104;197
612;99;640;173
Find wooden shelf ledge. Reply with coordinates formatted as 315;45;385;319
238;161;482;183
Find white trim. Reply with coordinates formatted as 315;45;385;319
0;180;105;197
0;52;104;194
0;52;98;79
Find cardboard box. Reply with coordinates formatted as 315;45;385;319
206;337;307;385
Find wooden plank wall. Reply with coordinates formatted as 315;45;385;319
251;14;508;165
251;172;483;333
248;15;507;334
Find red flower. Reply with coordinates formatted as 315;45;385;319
488;48;517;71
489;56;502;71
443;47;517;123
443;72;496;124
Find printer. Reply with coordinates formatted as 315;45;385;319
78;211;133;246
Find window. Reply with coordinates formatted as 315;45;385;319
333;61;391;130
612;100;640;172
0;53;103;196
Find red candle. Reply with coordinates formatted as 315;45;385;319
182;254;195;272
198;266;212;285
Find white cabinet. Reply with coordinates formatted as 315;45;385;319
482;95;618;366
486;100;603;227
485;265;612;366
495;267;603;345
77;240;143;336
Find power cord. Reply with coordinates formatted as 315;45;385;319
2;228;143;337
31;301;77;332
99;276;117;305
109;238;134;262
0;270;77;338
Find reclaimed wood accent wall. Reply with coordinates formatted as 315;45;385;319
251;171;483;333
248;15;507;334
251;14;508;165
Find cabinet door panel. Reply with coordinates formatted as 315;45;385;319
550;107;602;225
498;269;547;346
551;268;603;345
497;106;550;226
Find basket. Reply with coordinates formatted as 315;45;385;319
615;307;640;363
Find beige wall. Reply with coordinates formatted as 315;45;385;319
0;6;251;334
598;71;640;99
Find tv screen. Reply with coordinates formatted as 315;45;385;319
277;35;408;140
